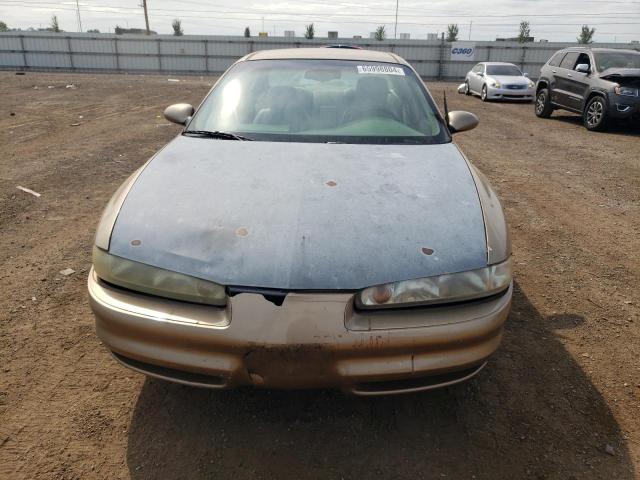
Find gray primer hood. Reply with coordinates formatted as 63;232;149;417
109;137;487;290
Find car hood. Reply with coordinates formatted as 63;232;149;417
600;68;640;83
490;75;530;85
109;136;488;290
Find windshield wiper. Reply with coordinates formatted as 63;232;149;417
183;130;253;141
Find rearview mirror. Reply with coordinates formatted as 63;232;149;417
575;64;590;74
447;111;479;134
305;69;341;81
164;103;195;125
523;72;529;78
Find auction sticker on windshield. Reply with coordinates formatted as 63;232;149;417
357;65;405;75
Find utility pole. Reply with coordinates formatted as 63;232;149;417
142;0;150;35
75;0;82;32
394;0;399;39
468;21;472;40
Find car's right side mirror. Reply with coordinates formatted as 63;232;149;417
164;103;195;125
447;111;479;134
575;64;590;74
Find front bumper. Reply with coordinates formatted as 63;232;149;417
486;85;535;100
607;93;640;120
88;269;512;395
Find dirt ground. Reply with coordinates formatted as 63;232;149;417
0;71;638;480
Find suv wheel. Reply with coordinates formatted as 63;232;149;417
584;96;609;131
481;85;488;102
535;88;553;118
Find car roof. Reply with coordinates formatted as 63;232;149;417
561;47;640;54
242;47;409;65
479;62;519;66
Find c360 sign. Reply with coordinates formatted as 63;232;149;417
451;48;474;56
450;42;476;61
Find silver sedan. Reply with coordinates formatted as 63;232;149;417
464;62;535;101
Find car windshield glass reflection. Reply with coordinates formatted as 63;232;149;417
188;59;449;145
486;65;523;76
594;52;640;71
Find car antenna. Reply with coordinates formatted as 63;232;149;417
443;90;449;123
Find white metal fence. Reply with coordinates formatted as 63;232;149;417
0;32;637;79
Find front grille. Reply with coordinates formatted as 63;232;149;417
228;286;288;306
505;84;526;90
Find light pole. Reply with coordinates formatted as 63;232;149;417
142;0;150;35
75;0;82;32
394;0;399;39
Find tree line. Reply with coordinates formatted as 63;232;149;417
443;21;595;44
0;17;600;43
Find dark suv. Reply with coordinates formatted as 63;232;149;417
535;47;640;130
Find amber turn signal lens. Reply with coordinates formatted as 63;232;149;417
372;285;393;304
357;258;512;309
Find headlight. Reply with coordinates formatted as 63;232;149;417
528;80;535;88
356;258;512;309
93;247;227;306
614;86;638;97
491;81;501;88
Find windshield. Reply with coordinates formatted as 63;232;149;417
188;59;449;144
594;52;640;71
486;65;522;76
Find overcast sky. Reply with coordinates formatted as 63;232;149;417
1;0;639;42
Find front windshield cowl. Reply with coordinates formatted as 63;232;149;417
187;59;450;145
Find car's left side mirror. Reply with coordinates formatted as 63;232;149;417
164;103;195;125
575;64;590;74
523;72;530;78
447;111;479;134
